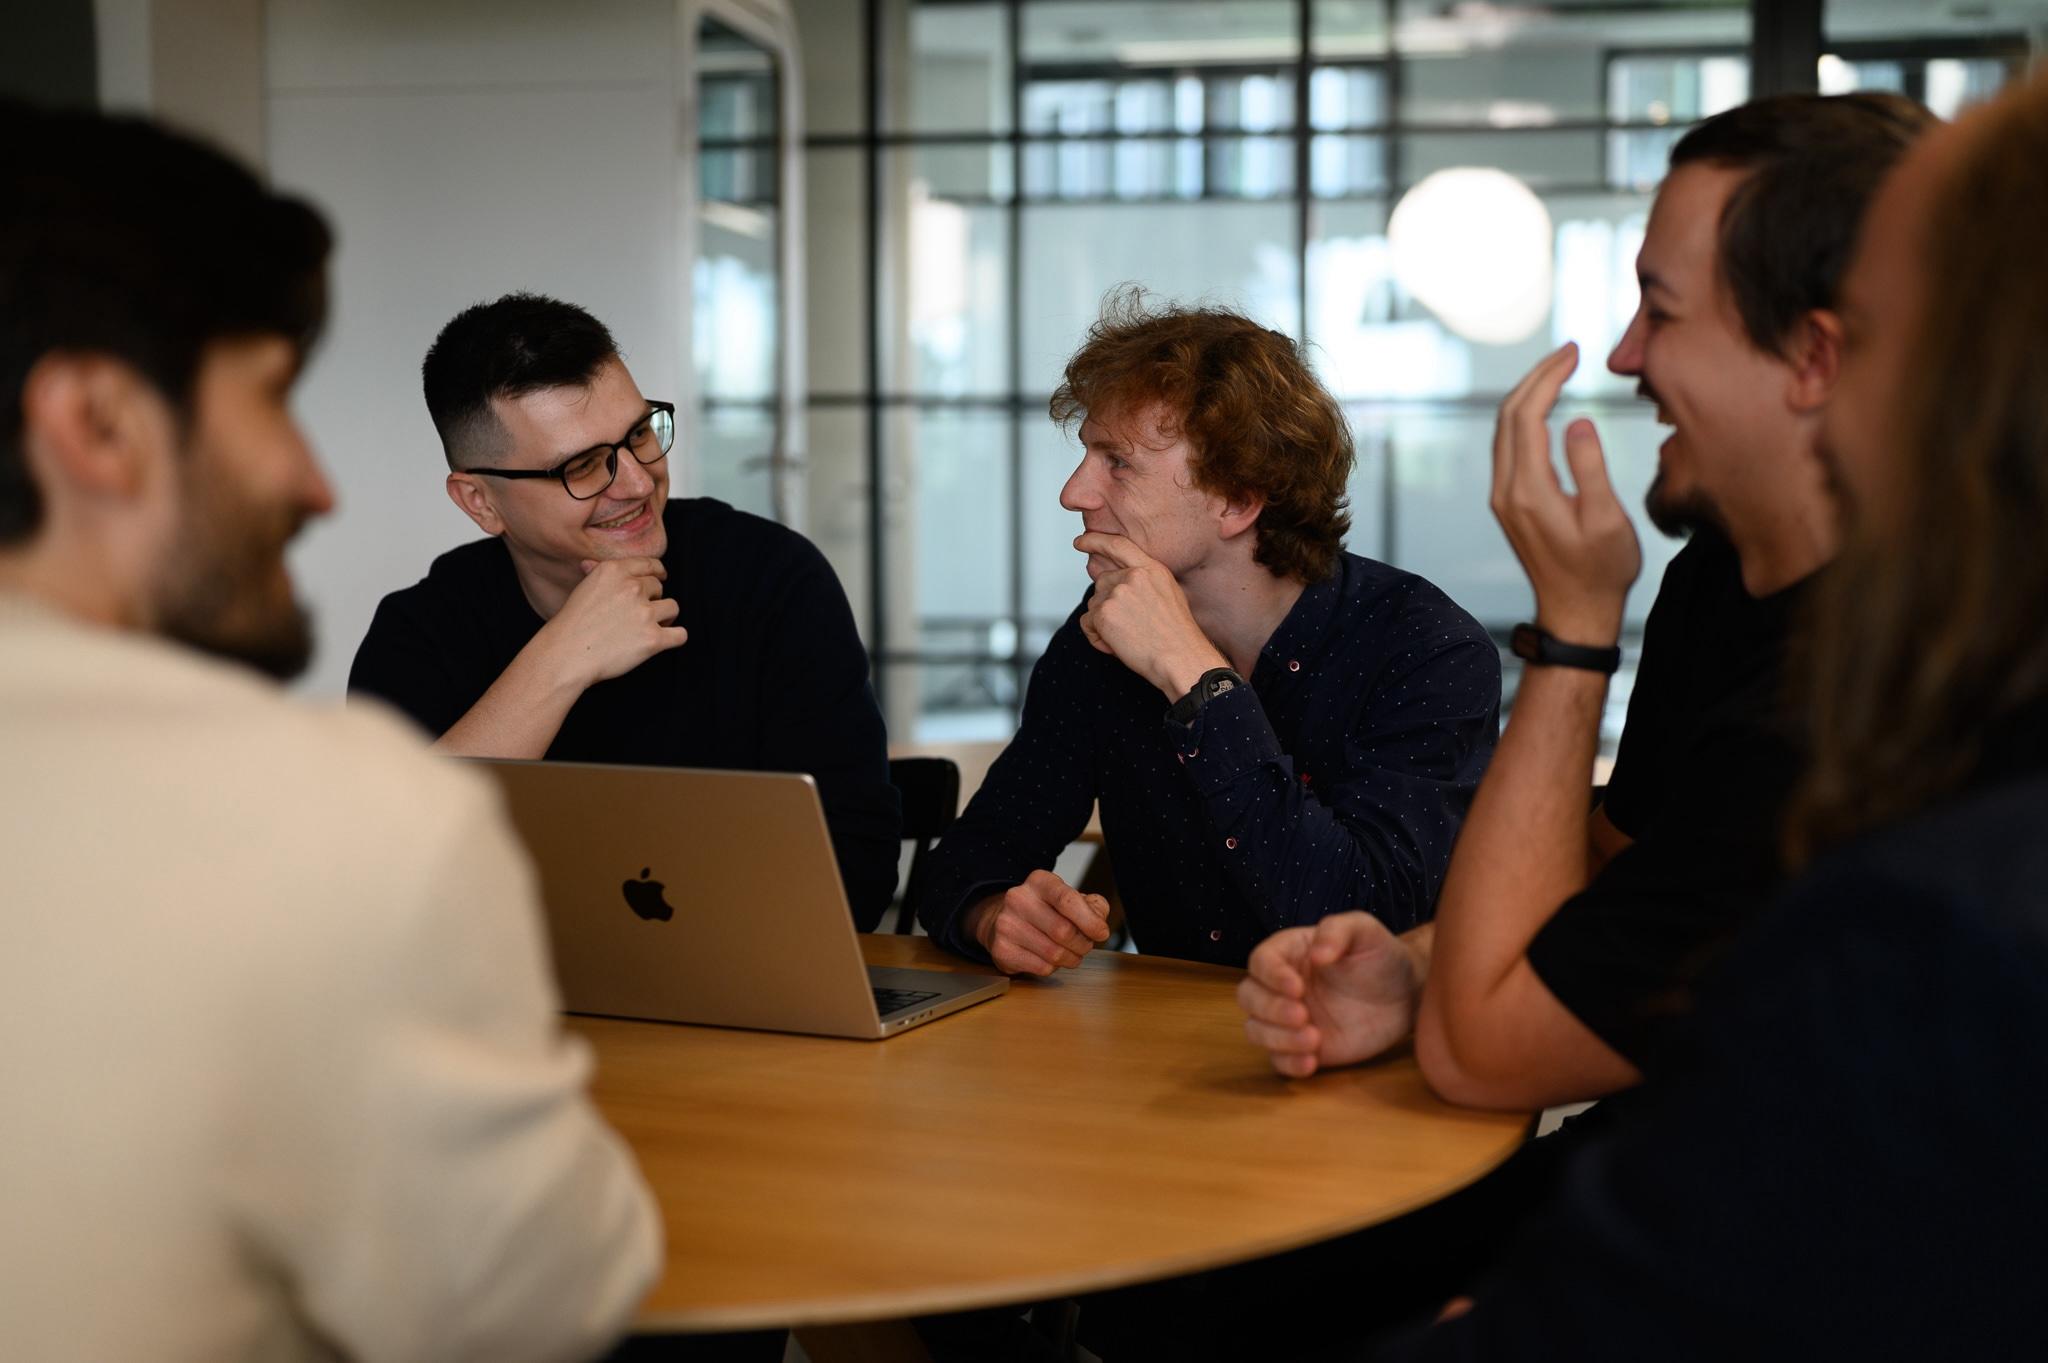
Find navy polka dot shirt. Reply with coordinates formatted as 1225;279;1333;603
915;552;1502;967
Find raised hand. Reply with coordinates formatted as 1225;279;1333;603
967;869;1113;977
1490;343;1643;645
1237;912;1424;1078
1073;531;1229;701
536;556;688;688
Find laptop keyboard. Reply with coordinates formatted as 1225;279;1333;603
873;986;944;1018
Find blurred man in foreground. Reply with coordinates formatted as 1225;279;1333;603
0;103;659;1363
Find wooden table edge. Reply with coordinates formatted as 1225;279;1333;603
629;1108;1537;1334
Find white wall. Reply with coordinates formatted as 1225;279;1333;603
265;0;684;697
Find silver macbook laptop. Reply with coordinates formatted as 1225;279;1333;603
468;758;1007;1039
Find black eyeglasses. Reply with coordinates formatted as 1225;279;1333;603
461;401;675;501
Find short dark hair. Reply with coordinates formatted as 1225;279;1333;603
1050;289;1353;584
421;293;619;470
1670;91;1936;357
0;100;331;545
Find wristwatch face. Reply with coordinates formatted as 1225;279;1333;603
1205;673;1239;702
1509;623;1541;663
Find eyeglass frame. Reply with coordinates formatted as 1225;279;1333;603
457;400;676;501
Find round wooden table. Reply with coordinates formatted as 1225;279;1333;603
570;935;1531;1335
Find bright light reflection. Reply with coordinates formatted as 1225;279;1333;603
1388;167;1553;346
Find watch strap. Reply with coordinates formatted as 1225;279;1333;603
1510;622;1621;675
1168;667;1245;726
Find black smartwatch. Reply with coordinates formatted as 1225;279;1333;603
1510;623;1621;675
1168;667;1245;726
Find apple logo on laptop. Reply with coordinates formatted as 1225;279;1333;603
622;867;675;922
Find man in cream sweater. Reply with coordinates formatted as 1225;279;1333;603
0;103;660;1362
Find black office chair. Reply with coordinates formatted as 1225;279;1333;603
888;756;961;935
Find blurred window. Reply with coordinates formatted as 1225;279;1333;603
794;0;2047;743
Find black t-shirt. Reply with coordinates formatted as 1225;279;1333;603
1526;529;1808;1072
348;497;901;928
1383;762;2048;1362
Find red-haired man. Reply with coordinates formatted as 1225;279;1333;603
914;293;1501;973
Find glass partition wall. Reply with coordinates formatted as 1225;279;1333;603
782;0;2047;742
685;3;806;527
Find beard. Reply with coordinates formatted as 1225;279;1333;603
153;460;317;682
1643;467;1724;540
1638;378;1725;541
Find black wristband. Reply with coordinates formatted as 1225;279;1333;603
1510;622;1621;675
1168;667;1245;726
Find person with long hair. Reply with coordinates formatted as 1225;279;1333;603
1375;70;2048;1362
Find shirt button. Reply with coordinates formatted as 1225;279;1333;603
1208;929;1223;942
1224;836;1238;850
1288;659;1302;672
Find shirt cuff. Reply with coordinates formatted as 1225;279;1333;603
934;879;1009;965
1164;682;1284;794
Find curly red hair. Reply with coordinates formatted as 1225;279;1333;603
1049;289;1353;583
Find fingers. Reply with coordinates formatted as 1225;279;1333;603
1236;971;1311;1031
1077;605;1114;655
1306;910;1393;966
987;873;1103;975
1268;1051;1320;1079
1072;531;1154;569
988;914;1085;976
1492;344;1569;494
1028;868;1111;943
1492;343;1581;510
1508;345;1579;500
1500;339;1577;411
1240;928;1319;1071
1245;927;1313;1000
1242;1013;1321;1058
1561;417;1617;508
1244;1021;1321;1078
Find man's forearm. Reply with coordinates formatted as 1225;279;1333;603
432;638;587;759
1420;666;1606;1056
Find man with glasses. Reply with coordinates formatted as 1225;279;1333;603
350;293;900;928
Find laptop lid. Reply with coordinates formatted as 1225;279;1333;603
469;759;1002;1038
